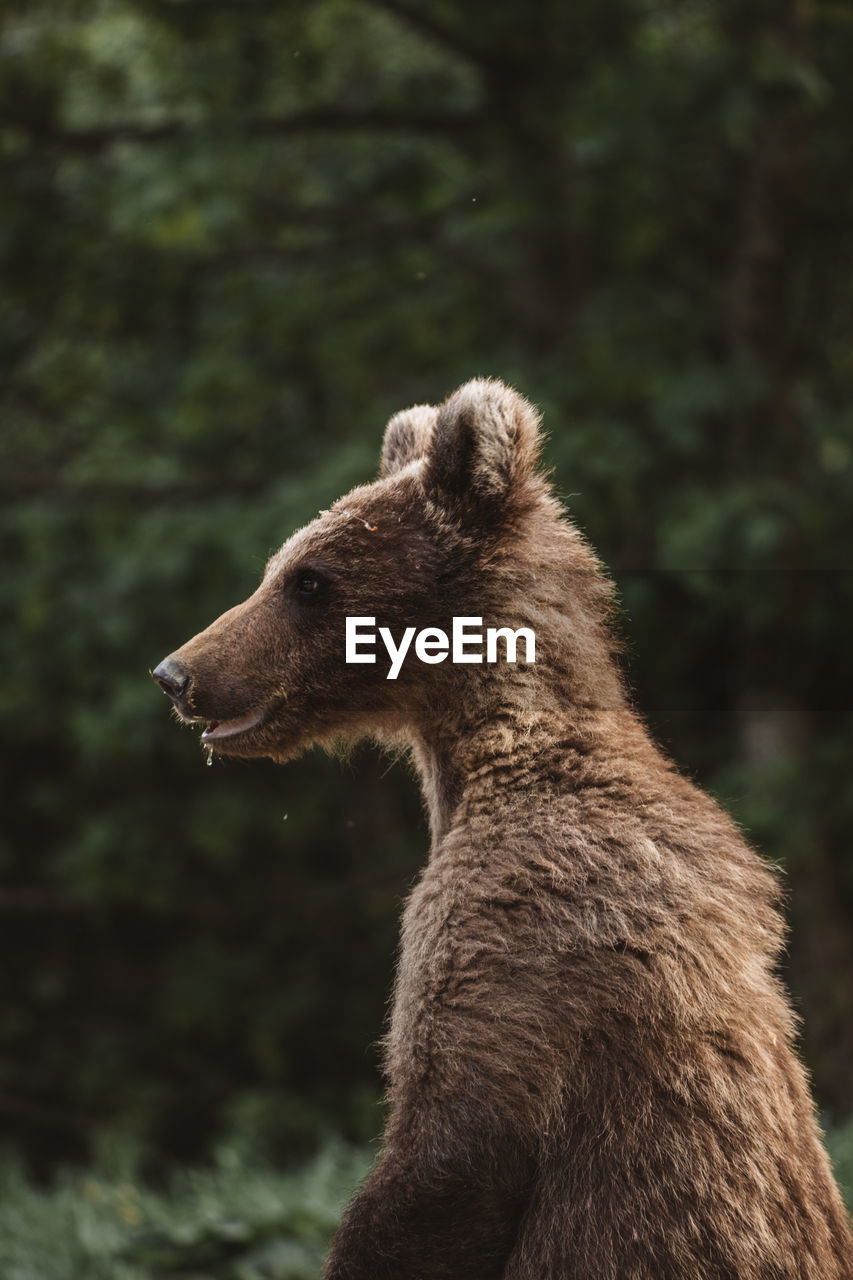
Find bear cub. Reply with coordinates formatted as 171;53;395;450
154;380;853;1280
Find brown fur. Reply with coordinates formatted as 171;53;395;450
154;380;853;1278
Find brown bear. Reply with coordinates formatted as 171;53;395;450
153;380;853;1279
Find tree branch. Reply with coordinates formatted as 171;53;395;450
0;477;289;503
361;0;491;69
9;108;477;152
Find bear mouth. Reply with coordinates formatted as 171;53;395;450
200;707;267;742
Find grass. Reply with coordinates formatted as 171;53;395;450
0;1141;372;1280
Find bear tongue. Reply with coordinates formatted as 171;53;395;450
201;708;266;742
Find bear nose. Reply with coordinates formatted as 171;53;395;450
152;656;191;701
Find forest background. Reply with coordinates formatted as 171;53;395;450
1;0;852;1273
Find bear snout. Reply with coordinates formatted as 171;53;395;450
151;655;192;710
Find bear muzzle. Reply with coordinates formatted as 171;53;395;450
151;654;283;748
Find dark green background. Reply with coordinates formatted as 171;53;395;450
2;0;852;1174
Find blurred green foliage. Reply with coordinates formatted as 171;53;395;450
1;0;852;1174
0;1140;372;1279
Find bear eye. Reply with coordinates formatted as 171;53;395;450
295;571;322;597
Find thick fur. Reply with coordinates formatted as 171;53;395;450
155;379;853;1279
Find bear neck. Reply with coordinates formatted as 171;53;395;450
410;675;636;847
409;505;633;844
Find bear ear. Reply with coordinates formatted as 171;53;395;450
380;404;438;479
423;379;542;519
